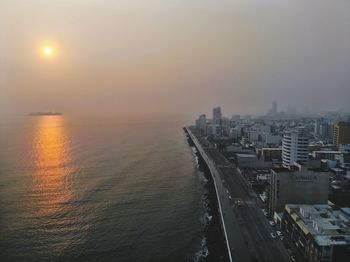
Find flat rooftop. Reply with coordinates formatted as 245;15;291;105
285;204;350;247
236;154;257;158
313;151;342;154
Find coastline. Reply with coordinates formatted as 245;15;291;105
185;128;228;262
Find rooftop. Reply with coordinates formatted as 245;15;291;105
262;148;282;151
285;204;350;247
313;150;342;154
336;122;350;127
236;154;257;158
272;165;328;173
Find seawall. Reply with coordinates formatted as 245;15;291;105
184;127;232;262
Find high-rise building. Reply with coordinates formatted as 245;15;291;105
333;122;350;147
213;107;222;125
268;101;278;116
272;100;277;115
319;122;333;139
314;119;323;136
268;165;329;215
195;114;207;134
282;127;309;168
315;119;333;140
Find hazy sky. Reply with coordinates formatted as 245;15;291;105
1;0;349;118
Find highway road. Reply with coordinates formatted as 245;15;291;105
187;127;292;262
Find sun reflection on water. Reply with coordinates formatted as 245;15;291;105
30;116;74;218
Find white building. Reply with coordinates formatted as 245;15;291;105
282;127;309;168
263;134;282;146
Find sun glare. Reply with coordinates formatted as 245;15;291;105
44;47;53;55
41;45;56;59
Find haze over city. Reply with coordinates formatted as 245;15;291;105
2;1;350;262
1;0;349;118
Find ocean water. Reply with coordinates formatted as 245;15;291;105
0;116;209;261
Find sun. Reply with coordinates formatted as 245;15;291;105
41;45;56;59
44;47;53;56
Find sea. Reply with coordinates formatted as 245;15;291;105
0;116;224;261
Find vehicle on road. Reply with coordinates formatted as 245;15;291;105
269;221;276;226
270;233;277;239
236;200;243;207
262;209;269;217
276;231;283;237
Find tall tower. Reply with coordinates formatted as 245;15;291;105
282;128;309;168
213;107;222;125
268;101;278;116
314;119;321;136
272;101;277;115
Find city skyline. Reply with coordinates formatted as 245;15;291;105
1;1;350;261
191;106;350;261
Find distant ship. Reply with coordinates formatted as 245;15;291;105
28;112;63;116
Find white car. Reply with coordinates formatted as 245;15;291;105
236;200;243;206
270;233;277;239
276;231;283;237
269;221;276;226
